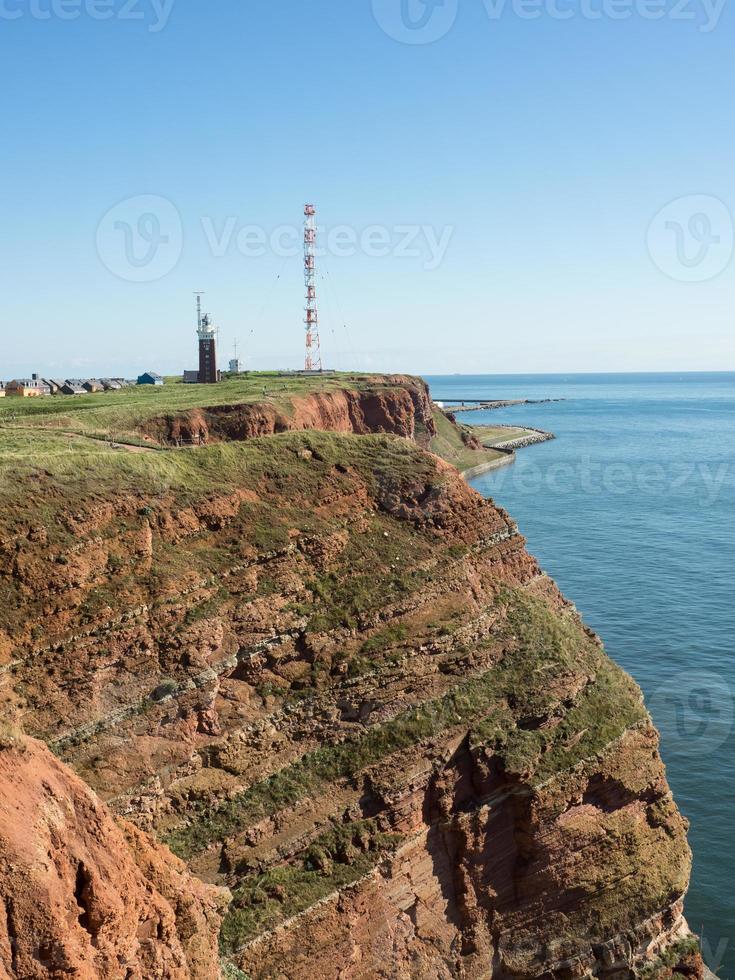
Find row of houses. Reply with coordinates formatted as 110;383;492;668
0;372;164;397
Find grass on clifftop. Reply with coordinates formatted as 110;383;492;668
0;375;511;513
0;372;395;439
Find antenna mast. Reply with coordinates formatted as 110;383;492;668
194;291;205;330
303;204;322;372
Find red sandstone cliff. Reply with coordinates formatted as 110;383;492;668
141;376;437;447
0;734;226;979
0;376;704;979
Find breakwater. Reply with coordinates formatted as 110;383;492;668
441;397;564;414
489;427;556;451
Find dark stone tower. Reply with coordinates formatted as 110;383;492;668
197;314;218;384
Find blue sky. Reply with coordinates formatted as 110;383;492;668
1;0;733;376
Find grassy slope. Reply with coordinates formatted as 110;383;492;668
0;375;510;511
429;410;506;471
0;430;441;549
0;373;394;507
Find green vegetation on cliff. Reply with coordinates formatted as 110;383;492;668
430;407;506;472
0;430;436;541
0;372;375;432
164;589;647;861
219;819;403;953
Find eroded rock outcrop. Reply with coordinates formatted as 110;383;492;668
0;734;227;979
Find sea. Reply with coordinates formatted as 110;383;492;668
424;373;734;977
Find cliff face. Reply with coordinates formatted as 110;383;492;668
0;733;226;979
0;376;700;979
141;376;437;448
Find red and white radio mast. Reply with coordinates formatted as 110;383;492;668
303;203;322;372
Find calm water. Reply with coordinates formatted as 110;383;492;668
425;374;735;976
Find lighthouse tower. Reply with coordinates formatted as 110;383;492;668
195;293;219;384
